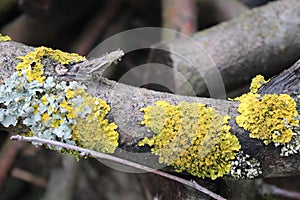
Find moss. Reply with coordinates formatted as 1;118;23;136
235;75;299;145
139;100;241;180
0;46;119;154
0;34;11;42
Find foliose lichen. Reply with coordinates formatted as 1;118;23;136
235;75;299;145
0;33;11;42
249;74;268;93
138;100;241;180
0;46;119;153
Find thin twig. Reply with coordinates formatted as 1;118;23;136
11;167;48;188
271;187;300;200
256;179;300;200
10;135;226;200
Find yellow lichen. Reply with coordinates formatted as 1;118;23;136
11;46;118;154
235;75;299;145
50;118;63;128
59;100;73;113
68;89;119;153
139;100;241;180
42;113;50;123
249;74;269;93
0;34;11;42
66;88;75;99
41;95;48;105
16;46;85;83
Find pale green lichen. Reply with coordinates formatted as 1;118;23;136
139;100;241;180
0;33;11;42
235;75;299;145
0;47;119;153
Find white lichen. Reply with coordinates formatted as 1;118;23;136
273;88;300;156
229;151;262;179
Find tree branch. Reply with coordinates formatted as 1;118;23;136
0;40;299;179
149;0;300;96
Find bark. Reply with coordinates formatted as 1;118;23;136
259;59;300;96
0;40;300;180
149;0;300;97
208;0;249;21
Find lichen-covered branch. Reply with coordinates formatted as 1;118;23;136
149;0;300;96
0;40;300;180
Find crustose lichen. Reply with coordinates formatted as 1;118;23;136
0;46;119;153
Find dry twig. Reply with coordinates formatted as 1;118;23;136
11;167;47;188
11;135;227;200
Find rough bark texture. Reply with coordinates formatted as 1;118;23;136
0;41;300;180
149;0;300;97
259;59;300;96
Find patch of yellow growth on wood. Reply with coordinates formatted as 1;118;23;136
235;75;299;145
139;100;240;180
16;46;85;83
0;34;11;42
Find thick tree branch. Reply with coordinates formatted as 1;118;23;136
149;0;300;96
0;41;299;179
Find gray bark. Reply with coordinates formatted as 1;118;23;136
149;0;300;97
0;41;300;180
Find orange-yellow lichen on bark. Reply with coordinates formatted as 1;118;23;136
139;100;241;180
235;75;299;145
249;74;269;93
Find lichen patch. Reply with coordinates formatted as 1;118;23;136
139;100;241;180
0;34;11;42
235;75;299;145
0;47;119;154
